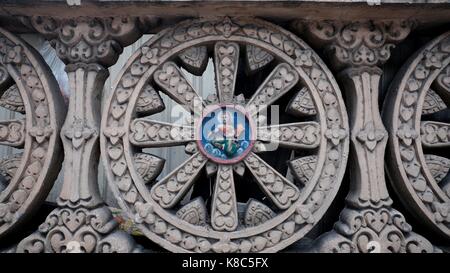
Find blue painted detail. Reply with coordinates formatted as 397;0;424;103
200;106;252;162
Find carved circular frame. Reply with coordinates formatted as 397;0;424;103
101;17;349;252
384;31;450;240
0;28;65;239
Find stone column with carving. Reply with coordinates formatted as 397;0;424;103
16;17;143;253
296;21;440;252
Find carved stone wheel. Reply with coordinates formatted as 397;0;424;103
0;28;65;238
101;17;349;252
384;31;450;240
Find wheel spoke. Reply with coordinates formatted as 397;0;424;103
257;121;320;149
154;61;205;113
214;42;239;103
421;121;450;148
0;119;25;148
246;63;299;115
150;153;207;208
211;165;238;231
244;153;300;209
129;118;194;147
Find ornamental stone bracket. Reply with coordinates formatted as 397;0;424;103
15;16;144;253
293;20;441;252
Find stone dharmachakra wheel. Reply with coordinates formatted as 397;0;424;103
0;28;65;239
384;31;450;241
101;17;349;252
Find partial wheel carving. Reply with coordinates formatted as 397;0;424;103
0;28;65;239
101;17;349;252
384;31;450;240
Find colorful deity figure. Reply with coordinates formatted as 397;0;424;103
207;111;244;158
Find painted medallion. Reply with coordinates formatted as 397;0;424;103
197;105;254;164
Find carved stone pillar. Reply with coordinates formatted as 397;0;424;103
296;20;440;252
16;17;143;252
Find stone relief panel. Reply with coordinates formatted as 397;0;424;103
0;13;446;253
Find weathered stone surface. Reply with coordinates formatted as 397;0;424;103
16;17;143;253
384;31;450;241
0;2;448;253
298;20;440;252
101;17;349;253
0;27;65;241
